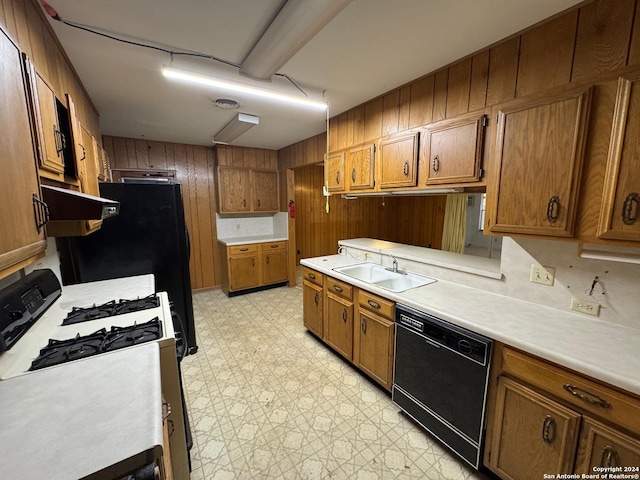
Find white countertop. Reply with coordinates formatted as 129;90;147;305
0;342;163;480
218;235;288;246
301;254;640;396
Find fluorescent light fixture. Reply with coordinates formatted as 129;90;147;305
390;188;463;195
162;65;327;110
213;113;259;144
240;0;353;81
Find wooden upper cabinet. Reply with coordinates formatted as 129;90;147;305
597;73;640;241
0;34;46;279
252;169;279;212
379;132;419;189
217;166;252;213
425;113;486;185
348;144;375;190
486;86;592;237
30;63;65;178
326;152;346;192
488;376;581;480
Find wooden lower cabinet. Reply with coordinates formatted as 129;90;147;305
575;417;640;472
488;376;581;480
485;345;640;479
325;291;354;361
220;241;289;295
301;271;395;391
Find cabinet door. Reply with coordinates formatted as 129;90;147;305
218;166;251;213
425;114;486;185
325;293;353;360
79;124;102;232
253;169;279;212
348;144;375;190
379;133;419;189
488;376;581;480
0;34;46;277
30;64;64;177
575;417;640;473
356;309;394;390
326;152;346;192
262;250;287;284
598;73;640;241
487;87;592;237
303;280;324;337
228;254;259;291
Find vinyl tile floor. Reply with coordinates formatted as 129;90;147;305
181;275;490;480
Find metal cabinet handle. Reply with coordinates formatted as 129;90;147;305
240;248;249;252
562;384;612;408
542;415;556;444
32;194;49;233
403;160;409;176
271;244;279;249
622;192;639;225
162;401;172;421
251;258;255;267
361;318;367;333
432;154;440;173
352;168;356;182
333;285;343;293
546;196;560;223
257;199;261;207
266;256;270;264
367;299;381;309
243;198;247;208
59;131;66;151
79;144;86;161
342;308;347;322
308;273;316;280
336;171;340;185
601;446;620;468
314;292;319;305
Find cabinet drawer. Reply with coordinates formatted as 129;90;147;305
303;267;323;287
228;244;258;255
326;277;353;300
358;289;394;320
260;241;287;252
502;347;640;434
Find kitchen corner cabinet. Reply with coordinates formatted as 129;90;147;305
220;241;289;295
302;268;324;337
486;86;592;237
325;277;354;360
379;132;419;189
0;29;47;279
348;144;376;191
353;289;395;391
597;72;640;241
217;166;280;213
484;345;640;480
326;152;346;193
424;113;486;186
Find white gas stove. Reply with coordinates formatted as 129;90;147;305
0;271;174;379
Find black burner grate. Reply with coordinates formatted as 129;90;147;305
62;295;159;325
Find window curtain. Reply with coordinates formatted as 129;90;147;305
441;194;467;253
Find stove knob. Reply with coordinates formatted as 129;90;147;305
9;310;24;321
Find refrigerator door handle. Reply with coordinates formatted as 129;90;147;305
185;227;191;261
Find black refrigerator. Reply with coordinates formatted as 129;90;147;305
58;181;198;355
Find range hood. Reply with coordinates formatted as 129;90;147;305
41;185;120;220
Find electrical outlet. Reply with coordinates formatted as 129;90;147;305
570;297;600;316
530;264;555;286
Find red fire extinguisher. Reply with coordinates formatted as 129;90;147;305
289;200;296;218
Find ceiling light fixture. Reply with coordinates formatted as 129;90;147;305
213;113;260;144
162;65;328;110
239;0;353;81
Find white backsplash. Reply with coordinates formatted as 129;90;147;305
217;213;288;239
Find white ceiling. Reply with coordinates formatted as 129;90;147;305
45;0;583;150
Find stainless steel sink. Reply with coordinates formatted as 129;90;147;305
332;263;436;292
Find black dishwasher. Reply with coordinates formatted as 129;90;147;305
392;304;493;469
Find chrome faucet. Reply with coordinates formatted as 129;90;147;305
385;254;399;273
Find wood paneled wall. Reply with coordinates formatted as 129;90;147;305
0;0;100;140
103;136;220;291
293;164;446;261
